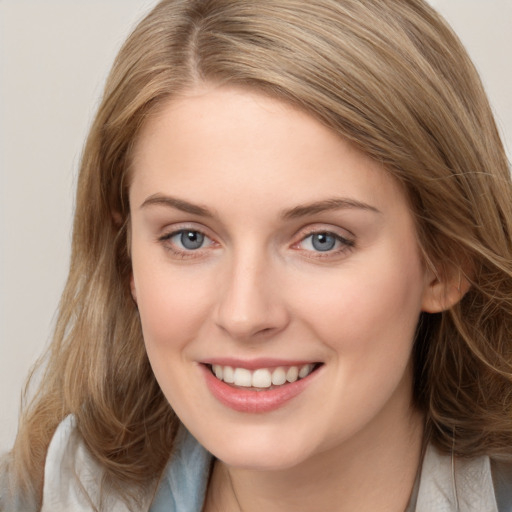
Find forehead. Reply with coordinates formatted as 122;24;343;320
129;85;406;216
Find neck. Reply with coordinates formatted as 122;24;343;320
205;406;424;512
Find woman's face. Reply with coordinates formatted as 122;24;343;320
129;85;435;470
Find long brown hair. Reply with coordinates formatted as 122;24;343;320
3;0;512;508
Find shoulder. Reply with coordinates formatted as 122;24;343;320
41;415;139;512
492;458;512;512
42;415;212;512
0;452;37;512
150;427;212;512
416;444;512;512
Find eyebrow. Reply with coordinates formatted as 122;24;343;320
281;198;381;219
139;194;380;218
140;194;214;217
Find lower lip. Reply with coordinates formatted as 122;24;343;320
201;364;320;413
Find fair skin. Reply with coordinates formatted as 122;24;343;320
129;85;456;511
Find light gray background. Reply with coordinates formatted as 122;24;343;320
1;1;511;453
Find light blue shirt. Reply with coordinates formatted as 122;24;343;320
150;426;211;512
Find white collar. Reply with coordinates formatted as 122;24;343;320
414;443;498;512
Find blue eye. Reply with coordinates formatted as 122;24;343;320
310;233;337;252
158;228;217;259
298;231;353;254
171;230;206;250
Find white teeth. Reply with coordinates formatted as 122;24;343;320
211;363;317;387
299;364;313;379
213;364;223;380
252;369;272;388
233;368;252;387
223;366;235;383
286;366;299;383
271;367;287;386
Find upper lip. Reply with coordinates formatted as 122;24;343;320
200;357;321;370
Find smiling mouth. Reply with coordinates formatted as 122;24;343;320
207;363;322;390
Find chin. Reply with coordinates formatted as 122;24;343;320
198;424;319;471
217;448;308;472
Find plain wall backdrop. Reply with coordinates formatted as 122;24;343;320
0;0;511;453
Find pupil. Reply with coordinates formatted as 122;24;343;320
181;231;204;250
312;233;336;251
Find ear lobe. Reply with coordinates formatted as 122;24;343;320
421;266;471;313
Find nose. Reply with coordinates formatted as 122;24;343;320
214;247;290;341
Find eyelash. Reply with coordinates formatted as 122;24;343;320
158;227;355;260
293;230;355;259
158;228;216;259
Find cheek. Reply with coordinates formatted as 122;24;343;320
293;246;425;357
133;263;217;413
132;258;214;356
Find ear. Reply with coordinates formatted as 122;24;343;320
112;210;123;227
421;264;471;313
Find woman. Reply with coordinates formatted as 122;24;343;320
2;0;512;510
